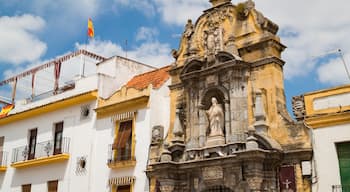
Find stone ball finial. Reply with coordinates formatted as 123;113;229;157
209;0;231;7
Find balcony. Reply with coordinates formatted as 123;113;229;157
332;185;350;192
107;144;136;169
0;151;8;171
11;137;70;169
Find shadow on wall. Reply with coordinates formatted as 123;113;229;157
11;162;68;187
0;174;4;188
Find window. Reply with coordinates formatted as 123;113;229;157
48;180;58;192
53;122;63;155
336;142;350;186
113;120;132;161
116;185;131;192
22;184;31;192
28;129;37;160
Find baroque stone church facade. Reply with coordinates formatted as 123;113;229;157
147;0;312;191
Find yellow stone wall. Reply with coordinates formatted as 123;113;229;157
152;1;311;191
167;2;310;149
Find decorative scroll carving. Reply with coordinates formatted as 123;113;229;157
292;95;305;121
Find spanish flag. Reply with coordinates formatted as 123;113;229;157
0;104;14;118
87;18;94;38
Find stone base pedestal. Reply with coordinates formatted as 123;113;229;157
206;135;225;147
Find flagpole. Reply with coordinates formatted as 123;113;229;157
83;35;88;77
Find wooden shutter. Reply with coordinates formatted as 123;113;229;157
113;121;132;149
54;122;64;155
48;180;58;192
22;184;31;192
336;142;350;186
28;129;37;160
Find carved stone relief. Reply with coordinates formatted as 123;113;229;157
204;26;224;56
151;125;164;144
202;166;224;180
292;95;305;121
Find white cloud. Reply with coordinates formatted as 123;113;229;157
76;39;173;67
0;14;47;65
317;53;350;85
154;0;210;25
254;0;350;83
136;27;158;42
75;40;123;58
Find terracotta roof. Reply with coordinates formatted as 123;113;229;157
126;66;170;90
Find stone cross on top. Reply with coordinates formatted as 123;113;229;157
209;0;231;7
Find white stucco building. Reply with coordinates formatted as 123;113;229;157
94;66;170;192
0;50;169;192
293;84;350;192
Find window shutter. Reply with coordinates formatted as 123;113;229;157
113;121;132;149
336;142;350;186
22;184;31;192
48;180;58;192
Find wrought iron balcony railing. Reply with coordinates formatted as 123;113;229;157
107;144;134;164
332;185;350;192
11;137;70;163
0;151;8;167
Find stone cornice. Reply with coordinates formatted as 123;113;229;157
180;59;249;82
239;37;286;55
168;83;183;91
305;111;350;129
251;56;285;68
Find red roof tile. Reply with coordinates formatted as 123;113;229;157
126;66;170;90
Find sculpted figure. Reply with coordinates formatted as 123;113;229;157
206;97;224;136
184;19;194;38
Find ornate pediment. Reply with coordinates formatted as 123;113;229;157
174;0;280;68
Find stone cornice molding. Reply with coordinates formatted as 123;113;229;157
251;56;285;68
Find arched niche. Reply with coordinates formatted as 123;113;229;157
181;59;203;75
200;86;230;137
200;86;229;110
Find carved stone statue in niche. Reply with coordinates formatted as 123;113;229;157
206;97;224;136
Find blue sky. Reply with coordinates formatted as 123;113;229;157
1;0;350;113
